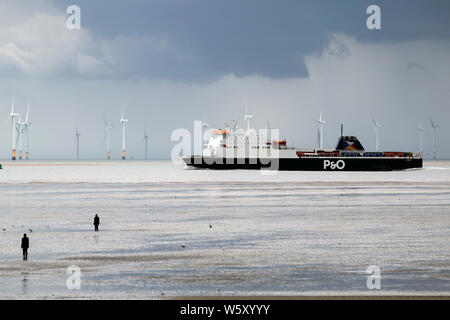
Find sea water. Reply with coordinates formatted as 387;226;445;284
0;160;449;298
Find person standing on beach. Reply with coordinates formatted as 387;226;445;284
94;214;100;232
21;234;29;261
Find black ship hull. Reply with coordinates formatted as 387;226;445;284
183;156;423;171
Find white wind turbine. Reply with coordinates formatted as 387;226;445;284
418;121;424;155
243;104;254;133
103;115;113;159
371;116;382;152
75;126;81;160
9;97;19;160
266;119;272;142
23;103;32;159
16;114;24;159
144;128;149;160
120;109;128;160
430;118;438;160
202;114;210;143
317;112;326;149
202;114;210;131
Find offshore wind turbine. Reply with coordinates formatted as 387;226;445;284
202;114;210;131
317;127;321;149
430;118;438;160
23;103;31;159
75;126;80;160
103;115;113;159
243;104;254;133
16;114;24;159
371;116;382;152
120;109;128;160
144;129;149;160
202;114;210;143
266;119;272;142
418;121;424;155
9;97;19;160
317;112;326;149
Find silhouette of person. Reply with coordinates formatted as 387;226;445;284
94;214;100;232
21;234;29;261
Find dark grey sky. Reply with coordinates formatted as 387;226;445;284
1;0;449;159
57;0;450;81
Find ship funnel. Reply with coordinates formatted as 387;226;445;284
336;136;365;151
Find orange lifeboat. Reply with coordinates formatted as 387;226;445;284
211;130;230;134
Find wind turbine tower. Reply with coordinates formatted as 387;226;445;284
371;116;382;152
202;115;210;143
120;109;128;160
24;103;31;159
144;129;149;159
202;114;210;132
266;119;272;142
430;118;438;160
418;121;424;155
103;115;113;159
9;97;19;160
75;126;80;160
317;112;326;149
243;104;254;133
16;114;24;159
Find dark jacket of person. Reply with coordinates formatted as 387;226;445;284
94;216;100;226
21;236;29;249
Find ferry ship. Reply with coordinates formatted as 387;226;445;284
183;119;422;171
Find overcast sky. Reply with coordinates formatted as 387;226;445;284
0;0;449;159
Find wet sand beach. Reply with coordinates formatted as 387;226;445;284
0;160;449;299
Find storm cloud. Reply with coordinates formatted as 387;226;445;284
0;0;449;159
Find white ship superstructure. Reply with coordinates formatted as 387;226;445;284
202;124;300;160
184;114;422;171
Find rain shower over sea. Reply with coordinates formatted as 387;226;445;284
0;160;449;298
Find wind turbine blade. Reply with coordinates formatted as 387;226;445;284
372;116;382;128
102;114;108;127
25;103;30;123
267;119;271;130
430;118;438;128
